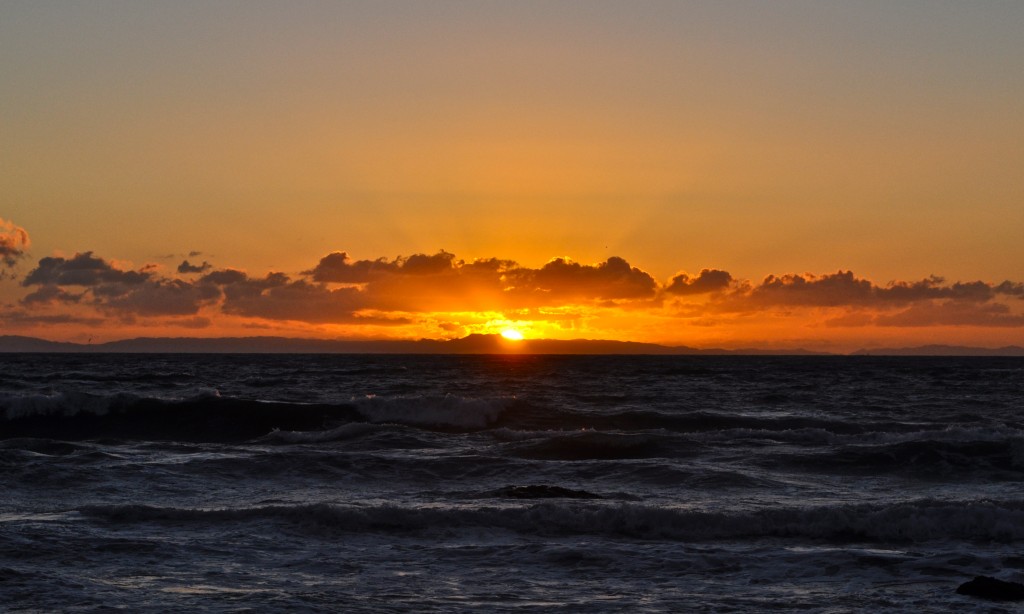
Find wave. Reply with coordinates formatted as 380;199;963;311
2;387;991;445
352;395;514;430
505;431;684;460
0;438;92;456
255;422;386;444
481;485;604;499
0;391;360;442
772;437;1024;475
493;405;909;437
77;498;1024;543
0;391;515;441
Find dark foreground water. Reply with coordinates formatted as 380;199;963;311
2;354;1023;612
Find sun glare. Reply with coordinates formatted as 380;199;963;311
500;328;524;341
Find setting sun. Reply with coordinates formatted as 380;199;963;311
500;329;525;341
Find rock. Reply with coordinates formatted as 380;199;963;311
956;576;1024;601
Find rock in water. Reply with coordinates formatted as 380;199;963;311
956;576;1024;601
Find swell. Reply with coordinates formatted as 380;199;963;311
0;392;517;441
1;392;359;442
493;404;914;436
0;388;971;443
770;437;1024;476
77;498;1024;543
480;485;605;499
503;431;689;460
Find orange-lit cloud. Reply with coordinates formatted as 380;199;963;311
21;252;219;317
209;271;408;325
7;247;1024;350
512;256;658;301
177;260;212;274
702;270;1024;315
302;251;658;313
0;218;30;276
666;270;1024;343
665;269;734;295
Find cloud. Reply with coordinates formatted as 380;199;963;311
22;252;219;316
305;251;401;282
199;269;408;325
875;276;997;303
995;281;1024;297
688;269;1024;333
200;268;248;285
352;258;511;312
215;274;361;322
512;256;658;301
401;251;459;275
172;316;213;329
665;269;733;295
875;302;1024;327
0;218;30;273
103;279;221;316
746;271;875;307
10;246;1024;339
304;251;656;313
23;252;150;287
709;270;1024;312
305;250;505;283
22;285;83;305
194;252;660;324
825;301;1024;328
0;309;105;327
177;260;212;274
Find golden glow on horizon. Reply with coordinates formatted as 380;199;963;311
500;328;525;341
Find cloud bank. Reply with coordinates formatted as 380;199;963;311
7;246;1024;347
22;252;219;317
701;270;1024;327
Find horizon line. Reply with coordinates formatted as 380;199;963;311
2;334;1023;357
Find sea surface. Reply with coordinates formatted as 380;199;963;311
2;353;1023;612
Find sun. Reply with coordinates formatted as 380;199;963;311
500;328;524;341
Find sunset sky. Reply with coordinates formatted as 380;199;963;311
2;1;1023;351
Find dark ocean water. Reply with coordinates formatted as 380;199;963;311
2;353;1023;612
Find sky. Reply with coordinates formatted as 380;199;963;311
1;1;1023;351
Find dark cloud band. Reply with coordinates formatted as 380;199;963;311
9;248;1024;330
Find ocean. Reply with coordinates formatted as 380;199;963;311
2;353;1023;612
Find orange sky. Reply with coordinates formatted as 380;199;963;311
2;2;1023;351
3;238;1024;351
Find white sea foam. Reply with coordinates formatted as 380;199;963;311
0;391;131;419
256;422;385;444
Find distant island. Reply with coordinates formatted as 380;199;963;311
0;333;790;354
849;344;1024;357
1;334;1023;355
